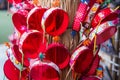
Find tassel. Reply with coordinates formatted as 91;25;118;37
83;38;91;46
19;52;24;80
33;0;40;6
93;19;102;52
52;0;60;7
52;36;60;42
4;42;10;48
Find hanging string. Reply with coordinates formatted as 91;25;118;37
93;34;97;53
41;19;45;44
93;20;102;53
46;34;50;48
19;52;24;80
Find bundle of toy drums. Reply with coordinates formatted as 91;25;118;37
4;0;119;80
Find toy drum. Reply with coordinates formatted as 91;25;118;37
30;60;60;80
19;30;46;59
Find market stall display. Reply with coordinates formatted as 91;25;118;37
0;0;119;80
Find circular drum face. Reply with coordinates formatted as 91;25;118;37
45;43;70;69
42;8;69;36
70;46;94;74
12;10;28;34
19;30;46;59
4;59;28;80
30;60;60;80
89;20;117;45
27;7;47;32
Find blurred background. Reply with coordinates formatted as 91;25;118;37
0;0;13;44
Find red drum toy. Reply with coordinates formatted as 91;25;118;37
12;10;28;34
89;19;118;45
30;60;60;80
91;8;118;28
45;43;70;69
27;7;47;32
4;48;29;80
12;45;30;66
72;1;88;31
41;7;69;36
85;3;100;24
19;30;46;59
70;46;94;74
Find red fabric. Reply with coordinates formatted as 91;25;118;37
45;43;70;69
44;9;69;36
12;45;30;67
20;31;46;59
12;10;28;34
72;2;88;31
30;61;60;80
4;59;28;80
27;7;47;32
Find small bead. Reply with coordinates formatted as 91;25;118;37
39;53;45;61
